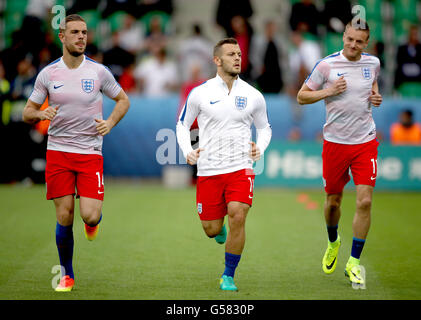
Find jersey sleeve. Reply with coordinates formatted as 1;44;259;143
305;60;330;91
374;58;381;82
252;93;272;154
28;68;49;105
100;66;122;99
176;87;201;158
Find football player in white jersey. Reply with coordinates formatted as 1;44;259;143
177;38;272;291
297;20;382;286
22;14;130;292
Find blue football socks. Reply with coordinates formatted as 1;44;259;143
223;252;241;278
55;222;74;279
351;237;366;259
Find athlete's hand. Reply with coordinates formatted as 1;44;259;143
369;90;382;107
187;148;203;165
40;106;58;121
249;141;261;161
95;118;113;136
328;76;347;96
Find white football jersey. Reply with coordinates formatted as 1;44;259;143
305;50;380;144
29;55;121;155
176;74;271;176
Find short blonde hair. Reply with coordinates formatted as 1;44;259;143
59;14;86;33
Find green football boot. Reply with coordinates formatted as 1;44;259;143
322;235;341;274
219;275;238;291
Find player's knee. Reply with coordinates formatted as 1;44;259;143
326;195;342;212
229;213;246;229
203;226;219;238
356;197;372;212
83;215;100;226
80;208;101;226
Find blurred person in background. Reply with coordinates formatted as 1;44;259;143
394;25;421;91
229;15;253;81
287;30;321;124
117;14;146;55
0;59;12;183
249;20;284;93
102;32;135;81
21;0;55;67
143;14;169;55
134;47;178;96
10;55;37;101
289;0;321;37
216;0;253;37
177;23;214;83
390;109;421;145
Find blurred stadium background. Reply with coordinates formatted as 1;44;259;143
0;0;421;300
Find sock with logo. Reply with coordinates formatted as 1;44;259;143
223;252;241;278
55;222;74;279
351;237;366;260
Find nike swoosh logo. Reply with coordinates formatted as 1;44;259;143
351;271;362;281
249;195;253;199
370;176;376;180
98;191;104;194
326;257;336;270
337;73;347;77
54;85;64;89
210;100;220;104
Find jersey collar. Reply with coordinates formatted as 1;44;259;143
215;73;240;94
59;55;86;70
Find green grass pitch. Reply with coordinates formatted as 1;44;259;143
0;183;420;300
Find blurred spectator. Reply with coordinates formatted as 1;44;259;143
287;31;321;124
250;20;284;93
21;0;55;66
10;56;37;101
102;32;135;81
289;0;321;37
37;32;62;71
287;31;321;97
216;0;253;37
0;59;11;127
230;15;253;81
0;31;27;82
134;47;178;96
322;0;353;34
119;64;137;93
85;31;103;63
118;14;146;55
394;25;421;90
177;24;214;82
390;109;421;145
144;14;169;55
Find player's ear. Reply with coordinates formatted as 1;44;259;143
58;30;65;43
213;55;221;67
